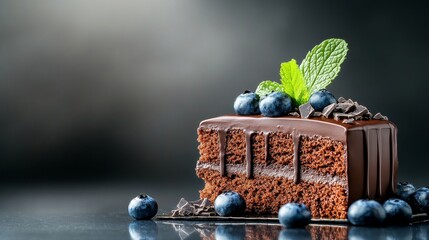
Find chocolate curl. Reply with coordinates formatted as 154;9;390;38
171;198;216;217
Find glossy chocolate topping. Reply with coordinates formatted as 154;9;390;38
198;115;398;204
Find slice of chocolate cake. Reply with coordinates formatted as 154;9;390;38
195;38;399;220
195;115;397;219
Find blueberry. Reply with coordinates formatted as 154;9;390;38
409;187;429;213
383;198;412;225
396;182;416;202
309;89;337;111
128;195;158;220
347;199;386;226
214;191;246;217
278;203;312;228
233;91;260;115
259;92;292;117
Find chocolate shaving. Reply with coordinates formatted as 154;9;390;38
349;105;369;117
342;118;355;124
321;96;389;123
299;102;314;119
345;99;355;105
313;111;323;117
336;102;355;113
337;97;346;103
288;111;301;117
171;198;216;217
364;112;373;119
373;112;388;120
322;103;336;118
333;113;354;121
288;95;389;123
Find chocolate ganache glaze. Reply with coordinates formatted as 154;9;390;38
197;115;398;205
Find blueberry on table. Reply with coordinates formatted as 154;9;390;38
128;195;158;220
396;182;416;201
233;91;261;115
278;203;312;228
409;187;429;213
383;198;412;225
214;191;246;217
259;92;292;117
309;89;337;111
347;199;386;226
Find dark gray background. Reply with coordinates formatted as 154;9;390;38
0;0;428;188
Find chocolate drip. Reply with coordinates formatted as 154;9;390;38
361;126;395;199
218;129;227;177
264;132;269;162
388;123;398;194
379;128;392;198
245;130;254;178
377;129;382;198
363;127;378;198
363;128;369;197
292;129;300;184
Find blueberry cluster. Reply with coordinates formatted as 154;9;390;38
348;198;412;226
233;90;333;117
397;182;429;214
233;89;336;118
233;89;341;118
234;91;293;117
347;182;429;226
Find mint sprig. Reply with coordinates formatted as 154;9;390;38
300;38;348;94
255;38;348;106
280;59;310;106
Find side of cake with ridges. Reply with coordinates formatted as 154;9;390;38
195;115;397;219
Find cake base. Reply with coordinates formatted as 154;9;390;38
197;167;348;219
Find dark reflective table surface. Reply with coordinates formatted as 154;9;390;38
132;220;429;240
1;183;429;240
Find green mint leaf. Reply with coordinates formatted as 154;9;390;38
300;38;348;94
280;59;310;106
255;80;283;98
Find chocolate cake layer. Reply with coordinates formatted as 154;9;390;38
197;169;348;218
196;115;398;218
